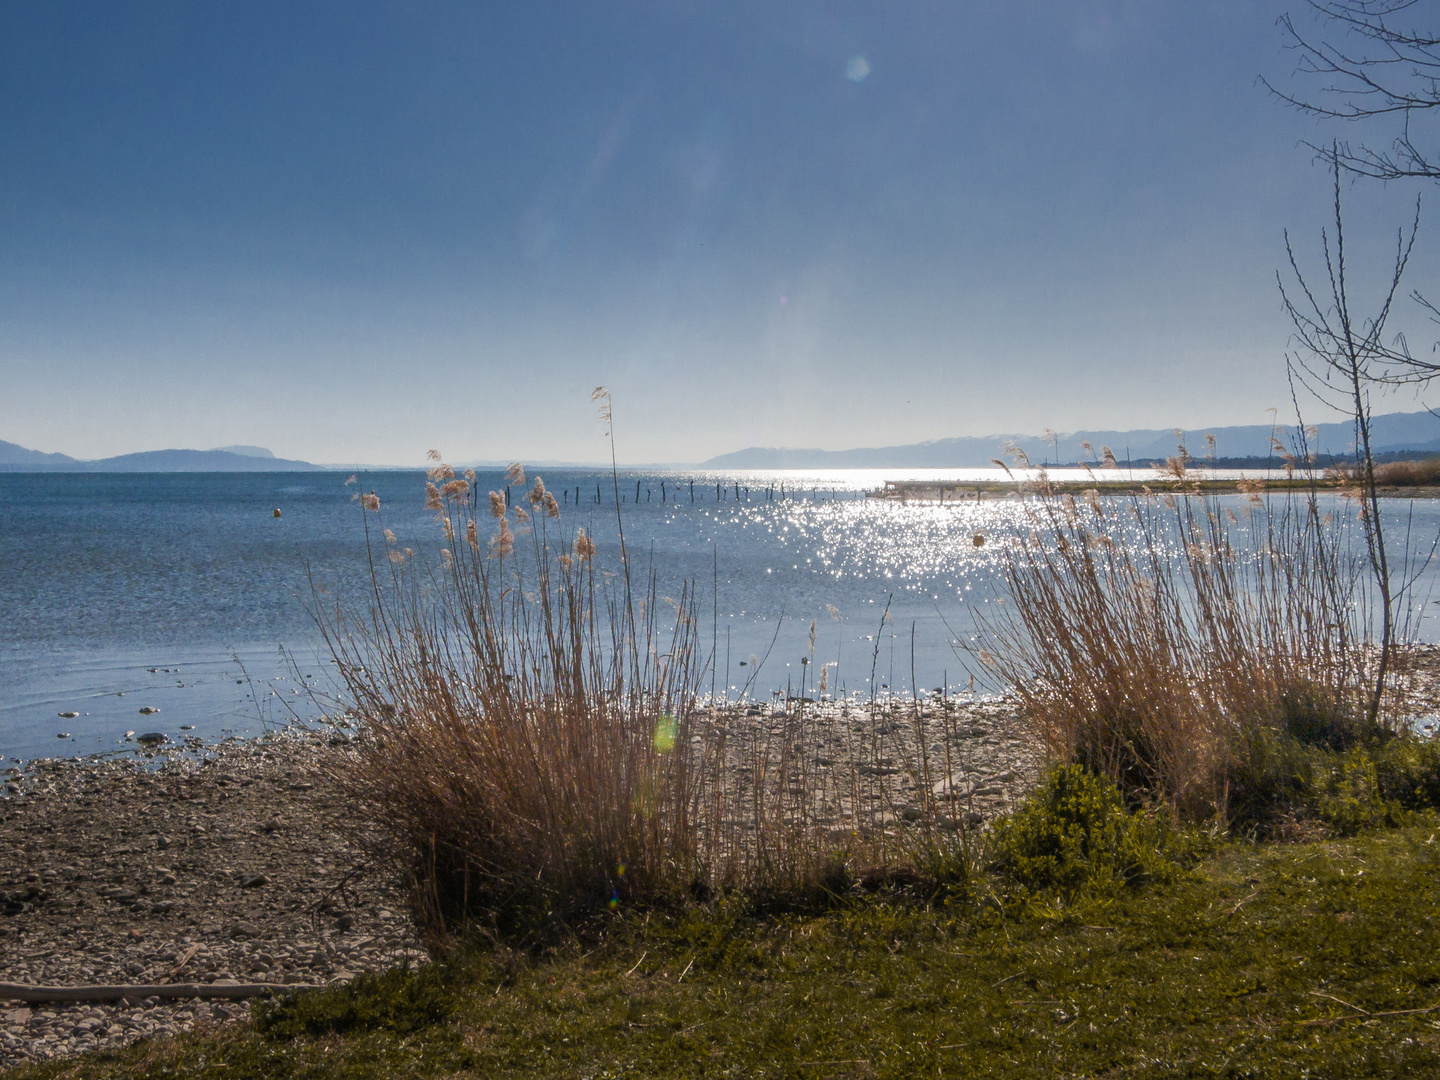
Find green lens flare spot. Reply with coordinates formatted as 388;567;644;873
654;715;678;752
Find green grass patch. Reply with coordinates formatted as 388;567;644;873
250;963;461;1041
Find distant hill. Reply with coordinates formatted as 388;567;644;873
0;439;79;468
701;410;1440;469
0;441;323;472
82;449;324;472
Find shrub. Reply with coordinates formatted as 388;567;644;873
1227;729;1439;836
987;765;1200;899
1374;734;1440;810
1226;725;1320;830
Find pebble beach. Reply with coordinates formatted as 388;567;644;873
0;731;423;1068
0;695;1045;1068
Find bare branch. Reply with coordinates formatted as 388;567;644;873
1266;1;1440;181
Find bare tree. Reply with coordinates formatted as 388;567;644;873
1265;5;1440;384
1268;1;1440;182
1279;157;1420;725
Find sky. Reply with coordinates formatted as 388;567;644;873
3;0;1440;466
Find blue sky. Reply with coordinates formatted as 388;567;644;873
2;1;1437;464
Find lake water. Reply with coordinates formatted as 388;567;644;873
4;468;1439;762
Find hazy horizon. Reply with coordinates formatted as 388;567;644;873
4;2;1440;465
7;405;1440;471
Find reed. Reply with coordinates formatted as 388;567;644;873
312;464;710;938
970;481;1410;823
1334;457;1440;488
314;461;976;938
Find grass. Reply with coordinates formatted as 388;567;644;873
8;813;1440;1079
1367;458;1440;488
314;462;713;938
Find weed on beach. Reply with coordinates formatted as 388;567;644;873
968;475;1440;834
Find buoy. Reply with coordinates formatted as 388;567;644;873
273;508;282;518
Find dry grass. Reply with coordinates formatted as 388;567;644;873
971;484;1408;821
313;463;980;939
1325;457;1440;487
313;466;710;937
1373;458;1440;487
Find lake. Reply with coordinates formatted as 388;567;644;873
4;467;1438;762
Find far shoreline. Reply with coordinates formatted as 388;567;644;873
869;477;1440;501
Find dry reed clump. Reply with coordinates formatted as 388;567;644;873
315;463;710;939
314;463;984;937
1373;458;1440;487
971;487;1405;822
1325;457;1440;488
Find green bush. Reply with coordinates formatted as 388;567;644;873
1227;728;1440;836
987;765;1200;899
1314;751;1394;835
1374;734;1440;810
1226;726;1323;831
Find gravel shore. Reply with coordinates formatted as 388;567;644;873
0;731;422;1068
0;695;1043;1067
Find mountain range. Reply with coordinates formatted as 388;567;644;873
0;441;324;472
6;410;1440;473
699;410;1440;469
